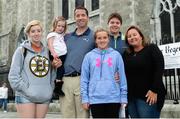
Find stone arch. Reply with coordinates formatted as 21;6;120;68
17;26;27;47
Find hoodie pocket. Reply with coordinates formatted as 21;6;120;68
90;79;119;97
24;84;53;103
18;78;29;93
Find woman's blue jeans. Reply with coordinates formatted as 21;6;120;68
127;98;160;118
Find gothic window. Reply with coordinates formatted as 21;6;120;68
159;0;180;44
160;12;171;44
61;0;99;20
174;7;180;42
158;0;180;77
91;0;99;11
75;0;84;7
62;0;68;20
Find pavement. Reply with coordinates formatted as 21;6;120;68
0;111;61;118
1;100;180;118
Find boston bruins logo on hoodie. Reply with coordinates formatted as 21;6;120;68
29;55;49;77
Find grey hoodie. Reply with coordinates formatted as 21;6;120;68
8;40;56;103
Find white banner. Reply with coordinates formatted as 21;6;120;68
159;42;180;69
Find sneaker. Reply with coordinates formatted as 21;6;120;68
3;111;7;113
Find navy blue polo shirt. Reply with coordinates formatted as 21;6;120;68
64;28;95;75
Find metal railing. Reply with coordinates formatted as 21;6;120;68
156;37;180;104
163;69;180;104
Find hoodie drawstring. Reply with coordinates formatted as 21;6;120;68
100;50;106;79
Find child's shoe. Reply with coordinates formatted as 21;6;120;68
54;81;65;96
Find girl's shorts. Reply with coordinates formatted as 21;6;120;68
15;96;50;104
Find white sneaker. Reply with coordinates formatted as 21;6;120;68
3;111;7;113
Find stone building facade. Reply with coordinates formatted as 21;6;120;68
0;0;180;97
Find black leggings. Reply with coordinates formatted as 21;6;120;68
90;103;120;118
56;55;66;80
50;53;66;80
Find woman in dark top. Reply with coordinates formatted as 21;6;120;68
123;25;166;118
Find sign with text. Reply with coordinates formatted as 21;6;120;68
158;42;180;69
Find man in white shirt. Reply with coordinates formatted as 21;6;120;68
0;83;8;112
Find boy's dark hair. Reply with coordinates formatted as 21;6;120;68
107;12;122;24
74;6;89;17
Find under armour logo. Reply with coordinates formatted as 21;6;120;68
96;58;101;67
107;57;112;66
95;57;113;67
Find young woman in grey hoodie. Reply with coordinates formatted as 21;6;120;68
8;20;61;118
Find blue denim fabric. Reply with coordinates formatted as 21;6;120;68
15;96;49;104
127;98;160;118
15;96;31;104
0;99;2;107
1;99;8;111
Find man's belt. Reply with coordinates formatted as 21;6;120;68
64;72;81;77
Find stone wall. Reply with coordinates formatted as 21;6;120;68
0;0;2;32
0;0;55;69
100;0;131;33
0;0;15;68
100;0;154;40
0;0;157;69
0;0;56;94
